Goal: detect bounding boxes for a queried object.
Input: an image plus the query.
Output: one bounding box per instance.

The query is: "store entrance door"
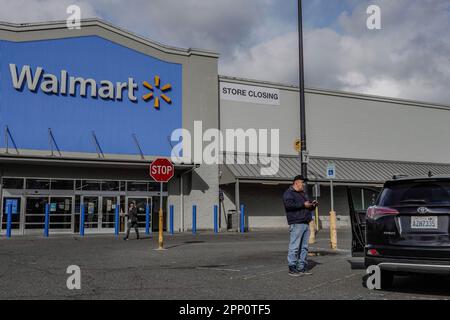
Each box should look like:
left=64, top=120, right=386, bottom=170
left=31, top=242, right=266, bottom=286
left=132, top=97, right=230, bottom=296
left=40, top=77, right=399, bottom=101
left=81, top=196, right=100, bottom=232
left=24, top=196, right=47, bottom=234
left=81, top=195, right=121, bottom=233
left=1, top=197, right=22, bottom=234
left=9, top=195, right=73, bottom=235
left=101, top=196, right=119, bottom=231
left=48, top=196, right=73, bottom=232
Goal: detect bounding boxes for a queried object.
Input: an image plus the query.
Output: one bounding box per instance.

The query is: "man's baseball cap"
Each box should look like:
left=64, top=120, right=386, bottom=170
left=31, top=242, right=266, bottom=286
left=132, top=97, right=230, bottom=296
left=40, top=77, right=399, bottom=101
left=293, top=175, right=308, bottom=182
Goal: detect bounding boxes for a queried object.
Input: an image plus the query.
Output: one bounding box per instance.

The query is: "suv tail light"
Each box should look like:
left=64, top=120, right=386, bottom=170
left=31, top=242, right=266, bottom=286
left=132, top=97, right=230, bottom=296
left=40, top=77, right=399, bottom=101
left=367, top=249, right=380, bottom=256
left=367, top=206, right=399, bottom=220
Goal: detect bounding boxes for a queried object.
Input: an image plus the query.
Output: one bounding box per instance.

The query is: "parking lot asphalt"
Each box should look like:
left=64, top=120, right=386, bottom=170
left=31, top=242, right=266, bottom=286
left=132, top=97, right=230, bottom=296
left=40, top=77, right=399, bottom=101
left=1, top=229, right=450, bottom=300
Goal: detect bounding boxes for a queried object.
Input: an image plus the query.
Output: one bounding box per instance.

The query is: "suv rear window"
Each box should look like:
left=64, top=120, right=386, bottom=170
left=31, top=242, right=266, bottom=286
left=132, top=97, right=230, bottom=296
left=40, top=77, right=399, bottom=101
left=378, top=180, right=450, bottom=207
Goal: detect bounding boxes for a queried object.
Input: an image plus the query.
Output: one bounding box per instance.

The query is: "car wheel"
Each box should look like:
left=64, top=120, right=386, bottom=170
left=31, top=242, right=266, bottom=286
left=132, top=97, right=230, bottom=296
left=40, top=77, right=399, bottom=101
left=380, top=270, right=394, bottom=289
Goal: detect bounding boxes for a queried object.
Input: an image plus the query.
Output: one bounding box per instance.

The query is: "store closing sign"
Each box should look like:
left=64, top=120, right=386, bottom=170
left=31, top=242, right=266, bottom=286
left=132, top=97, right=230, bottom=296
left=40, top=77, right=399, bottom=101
left=220, top=82, right=280, bottom=106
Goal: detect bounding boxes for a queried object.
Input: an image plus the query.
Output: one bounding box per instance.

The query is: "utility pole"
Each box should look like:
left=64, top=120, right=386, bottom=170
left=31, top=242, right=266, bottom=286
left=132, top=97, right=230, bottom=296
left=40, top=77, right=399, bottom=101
left=298, top=0, right=308, bottom=179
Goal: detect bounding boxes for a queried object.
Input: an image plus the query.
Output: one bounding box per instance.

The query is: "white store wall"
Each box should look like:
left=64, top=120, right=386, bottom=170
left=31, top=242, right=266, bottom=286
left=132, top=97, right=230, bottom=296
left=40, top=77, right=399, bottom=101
left=220, top=77, right=450, bottom=164
left=220, top=77, right=300, bottom=156
left=306, top=91, right=450, bottom=164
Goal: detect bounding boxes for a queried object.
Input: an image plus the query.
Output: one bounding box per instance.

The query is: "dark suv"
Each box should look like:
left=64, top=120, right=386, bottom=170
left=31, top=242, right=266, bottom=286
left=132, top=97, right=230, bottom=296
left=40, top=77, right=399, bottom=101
left=349, top=175, right=450, bottom=288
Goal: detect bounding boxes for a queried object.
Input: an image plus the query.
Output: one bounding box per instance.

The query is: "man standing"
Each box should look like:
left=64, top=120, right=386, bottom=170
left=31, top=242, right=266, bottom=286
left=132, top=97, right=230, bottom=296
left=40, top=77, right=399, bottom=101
left=283, top=175, right=318, bottom=276
left=123, top=201, right=140, bottom=240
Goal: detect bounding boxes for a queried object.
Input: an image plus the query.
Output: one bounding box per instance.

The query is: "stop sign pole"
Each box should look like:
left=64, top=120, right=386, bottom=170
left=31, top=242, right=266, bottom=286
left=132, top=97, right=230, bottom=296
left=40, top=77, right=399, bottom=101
left=158, top=181, right=164, bottom=249
left=149, top=158, right=174, bottom=250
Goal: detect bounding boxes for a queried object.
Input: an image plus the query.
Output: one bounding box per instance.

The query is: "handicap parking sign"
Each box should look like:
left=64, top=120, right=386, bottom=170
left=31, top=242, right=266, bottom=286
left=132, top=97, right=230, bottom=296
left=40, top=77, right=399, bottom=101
left=326, top=163, right=336, bottom=179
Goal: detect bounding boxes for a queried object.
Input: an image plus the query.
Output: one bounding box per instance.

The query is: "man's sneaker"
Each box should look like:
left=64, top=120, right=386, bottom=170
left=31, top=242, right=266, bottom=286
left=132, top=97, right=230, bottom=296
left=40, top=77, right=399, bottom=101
left=298, top=269, right=312, bottom=276
left=288, top=266, right=302, bottom=277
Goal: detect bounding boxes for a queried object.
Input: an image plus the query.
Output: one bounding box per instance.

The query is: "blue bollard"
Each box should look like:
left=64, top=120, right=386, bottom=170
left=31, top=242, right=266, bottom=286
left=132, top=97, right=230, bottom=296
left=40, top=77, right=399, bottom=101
left=214, top=205, right=218, bottom=233
left=44, top=203, right=50, bottom=237
left=240, top=204, right=245, bottom=233
left=114, top=203, right=119, bottom=237
left=170, top=205, right=174, bottom=235
left=6, top=203, right=12, bottom=238
left=80, top=203, right=85, bottom=236
left=192, top=205, right=197, bottom=234
left=145, top=203, right=150, bottom=235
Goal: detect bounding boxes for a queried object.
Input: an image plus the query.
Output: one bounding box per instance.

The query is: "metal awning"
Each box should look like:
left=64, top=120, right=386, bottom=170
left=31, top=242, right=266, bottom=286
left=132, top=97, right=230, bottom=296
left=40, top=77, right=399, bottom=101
left=0, top=154, right=196, bottom=171
left=220, top=155, right=450, bottom=185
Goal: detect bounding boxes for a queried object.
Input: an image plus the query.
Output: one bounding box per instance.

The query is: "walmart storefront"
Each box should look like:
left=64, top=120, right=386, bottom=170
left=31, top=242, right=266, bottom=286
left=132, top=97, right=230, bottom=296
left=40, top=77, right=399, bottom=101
left=2, top=19, right=450, bottom=235
left=0, top=19, right=219, bottom=235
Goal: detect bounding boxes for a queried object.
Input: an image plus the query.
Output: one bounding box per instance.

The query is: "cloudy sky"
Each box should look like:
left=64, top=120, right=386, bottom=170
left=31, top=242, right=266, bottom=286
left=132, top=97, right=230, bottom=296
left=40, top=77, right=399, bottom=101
left=1, top=0, right=450, bottom=105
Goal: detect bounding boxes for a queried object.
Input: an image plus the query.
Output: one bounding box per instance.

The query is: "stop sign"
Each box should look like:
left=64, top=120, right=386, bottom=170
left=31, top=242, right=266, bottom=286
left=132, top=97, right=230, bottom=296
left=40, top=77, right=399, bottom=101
left=150, top=158, right=174, bottom=182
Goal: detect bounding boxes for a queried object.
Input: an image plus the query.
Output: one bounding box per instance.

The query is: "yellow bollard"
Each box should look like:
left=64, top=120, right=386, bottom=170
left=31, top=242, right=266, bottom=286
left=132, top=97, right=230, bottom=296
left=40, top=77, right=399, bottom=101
left=308, top=220, right=316, bottom=244
left=329, top=211, right=338, bottom=249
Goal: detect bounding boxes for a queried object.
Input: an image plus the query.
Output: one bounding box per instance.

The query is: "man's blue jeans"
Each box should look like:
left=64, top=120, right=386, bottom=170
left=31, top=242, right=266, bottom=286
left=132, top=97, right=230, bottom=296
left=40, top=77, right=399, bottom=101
left=287, top=223, right=310, bottom=271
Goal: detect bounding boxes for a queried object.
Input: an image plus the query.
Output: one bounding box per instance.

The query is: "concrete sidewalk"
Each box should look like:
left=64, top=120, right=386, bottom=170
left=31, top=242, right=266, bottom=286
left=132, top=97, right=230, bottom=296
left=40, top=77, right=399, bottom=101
left=1, top=229, right=449, bottom=300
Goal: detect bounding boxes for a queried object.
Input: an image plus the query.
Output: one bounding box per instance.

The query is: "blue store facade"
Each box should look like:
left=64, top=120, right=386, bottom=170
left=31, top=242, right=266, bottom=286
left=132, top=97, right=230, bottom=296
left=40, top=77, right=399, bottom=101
left=0, top=19, right=220, bottom=235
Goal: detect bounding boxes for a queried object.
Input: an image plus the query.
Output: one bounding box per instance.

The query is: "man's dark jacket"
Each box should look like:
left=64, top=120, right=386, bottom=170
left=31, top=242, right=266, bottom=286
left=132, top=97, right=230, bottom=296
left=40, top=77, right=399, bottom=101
left=282, top=187, right=313, bottom=225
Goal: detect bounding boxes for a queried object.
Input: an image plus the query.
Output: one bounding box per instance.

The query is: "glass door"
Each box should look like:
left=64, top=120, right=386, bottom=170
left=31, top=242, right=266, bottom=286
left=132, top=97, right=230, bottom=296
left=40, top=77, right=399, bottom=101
left=49, top=197, right=73, bottom=232
left=2, top=197, right=22, bottom=234
left=25, top=197, right=47, bottom=232
left=101, top=196, right=118, bottom=230
left=81, top=196, right=100, bottom=231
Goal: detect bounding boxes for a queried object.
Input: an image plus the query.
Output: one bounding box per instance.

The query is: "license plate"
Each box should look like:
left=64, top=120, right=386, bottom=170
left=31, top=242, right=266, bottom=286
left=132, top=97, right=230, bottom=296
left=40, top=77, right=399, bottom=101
left=411, top=216, right=438, bottom=229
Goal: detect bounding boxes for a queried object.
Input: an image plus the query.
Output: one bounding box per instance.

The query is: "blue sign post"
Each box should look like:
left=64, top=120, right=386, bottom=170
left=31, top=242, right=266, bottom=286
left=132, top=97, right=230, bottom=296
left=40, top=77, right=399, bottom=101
left=80, top=203, right=85, bottom=236
left=145, top=203, right=150, bottom=235
left=44, top=203, right=50, bottom=237
left=169, top=205, right=174, bottom=235
left=240, top=204, right=245, bottom=233
left=6, top=203, right=12, bottom=238
left=192, top=205, right=197, bottom=235
left=214, top=205, right=219, bottom=234
left=114, top=204, right=120, bottom=237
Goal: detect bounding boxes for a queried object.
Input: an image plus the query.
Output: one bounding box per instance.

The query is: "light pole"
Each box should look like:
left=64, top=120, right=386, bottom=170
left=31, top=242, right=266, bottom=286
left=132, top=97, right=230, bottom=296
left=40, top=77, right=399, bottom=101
left=298, top=0, right=308, bottom=179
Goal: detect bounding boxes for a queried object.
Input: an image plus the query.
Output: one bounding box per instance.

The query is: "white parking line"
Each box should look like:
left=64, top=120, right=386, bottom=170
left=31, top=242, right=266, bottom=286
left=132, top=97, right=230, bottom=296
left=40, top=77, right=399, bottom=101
left=241, top=267, right=287, bottom=280
left=312, top=247, right=351, bottom=253
left=196, top=267, right=241, bottom=272
left=300, top=273, right=359, bottom=293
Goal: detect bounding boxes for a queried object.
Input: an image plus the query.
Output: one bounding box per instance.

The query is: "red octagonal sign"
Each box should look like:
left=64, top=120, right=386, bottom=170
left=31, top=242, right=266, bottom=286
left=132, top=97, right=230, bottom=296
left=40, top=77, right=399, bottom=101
left=150, top=158, right=174, bottom=183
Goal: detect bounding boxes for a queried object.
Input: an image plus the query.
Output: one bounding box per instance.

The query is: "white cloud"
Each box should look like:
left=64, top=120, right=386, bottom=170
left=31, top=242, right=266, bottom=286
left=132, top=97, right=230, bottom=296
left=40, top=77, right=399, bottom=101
left=221, top=32, right=299, bottom=84
left=0, top=0, right=98, bottom=22
left=92, top=0, right=272, bottom=56
left=1, top=0, right=450, bottom=105
left=222, top=0, right=450, bottom=105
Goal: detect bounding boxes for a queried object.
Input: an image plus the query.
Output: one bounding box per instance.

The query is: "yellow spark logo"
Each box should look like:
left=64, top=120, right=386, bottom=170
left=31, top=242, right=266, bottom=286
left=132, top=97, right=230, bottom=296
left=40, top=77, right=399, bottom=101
left=142, top=75, right=172, bottom=109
